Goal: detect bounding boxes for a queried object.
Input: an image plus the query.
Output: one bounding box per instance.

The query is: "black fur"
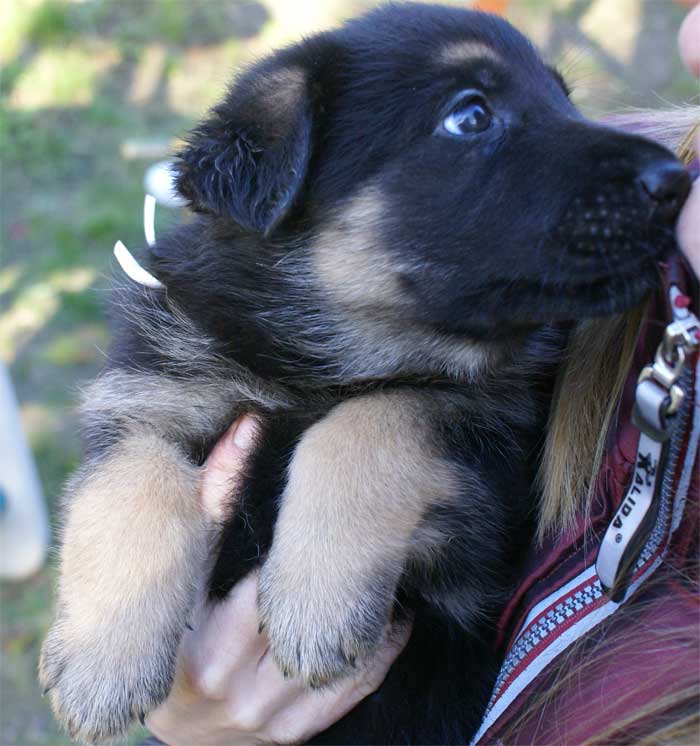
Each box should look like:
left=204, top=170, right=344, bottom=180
left=96, top=4, right=689, bottom=743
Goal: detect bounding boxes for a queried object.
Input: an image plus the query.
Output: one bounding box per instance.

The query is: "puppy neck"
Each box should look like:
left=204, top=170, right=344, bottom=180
left=148, top=221, right=552, bottom=390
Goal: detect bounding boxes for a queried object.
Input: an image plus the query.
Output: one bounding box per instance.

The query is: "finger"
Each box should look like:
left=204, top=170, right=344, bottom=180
left=181, top=572, right=269, bottom=699
left=201, top=415, right=259, bottom=521
left=679, top=4, right=700, bottom=78
left=264, top=619, right=413, bottom=744
left=146, top=665, right=233, bottom=746
left=146, top=573, right=267, bottom=744
left=148, top=418, right=263, bottom=739
left=146, top=699, right=239, bottom=746
left=223, top=643, right=310, bottom=732
left=351, top=618, right=413, bottom=696
left=322, top=619, right=413, bottom=718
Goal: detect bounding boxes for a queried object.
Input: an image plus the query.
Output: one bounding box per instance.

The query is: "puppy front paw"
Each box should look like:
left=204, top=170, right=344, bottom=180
left=254, top=392, right=453, bottom=688
left=39, top=612, right=182, bottom=742
left=40, top=429, right=208, bottom=741
left=258, top=558, right=395, bottom=687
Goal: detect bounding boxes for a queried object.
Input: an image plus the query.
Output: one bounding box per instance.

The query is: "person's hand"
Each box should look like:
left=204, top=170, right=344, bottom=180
left=679, top=4, right=700, bottom=79
left=146, top=416, right=412, bottom=745
left=676, top=4, right=700, bottom=277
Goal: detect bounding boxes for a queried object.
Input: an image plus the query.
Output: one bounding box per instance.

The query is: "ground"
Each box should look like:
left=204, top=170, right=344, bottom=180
left=0, top=0, right=696, bottom=743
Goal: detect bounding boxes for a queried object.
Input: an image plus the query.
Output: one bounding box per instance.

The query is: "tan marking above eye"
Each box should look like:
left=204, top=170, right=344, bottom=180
left=439, top=40, right=502, bottom=67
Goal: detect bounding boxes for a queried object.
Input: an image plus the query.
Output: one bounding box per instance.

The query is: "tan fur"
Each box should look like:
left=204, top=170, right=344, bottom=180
left=439, top=40, right=501, bottom=67
left=251, top=66, right=307, bottom=137
left=258, top=390, right=463, bottom=685
left=309, top=184, right=496, bottom=381
left=58, top=430, right=205, bottom=628
left=39, top=364, right=288, bottom=740
left=313, top=185, right=409, bottom=309
left=39, top=429, right=213, bottom=741
left=83, top=369, right=290, bottom=442
left=113, top=296, right=295, bottom=407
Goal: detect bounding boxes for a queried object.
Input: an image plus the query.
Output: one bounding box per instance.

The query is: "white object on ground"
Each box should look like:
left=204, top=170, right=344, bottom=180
left=0, top=363, right=49, bottom=580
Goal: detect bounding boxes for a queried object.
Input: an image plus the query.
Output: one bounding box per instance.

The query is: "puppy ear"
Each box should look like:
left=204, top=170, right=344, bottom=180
left=175, top=56, right=314, bottom=235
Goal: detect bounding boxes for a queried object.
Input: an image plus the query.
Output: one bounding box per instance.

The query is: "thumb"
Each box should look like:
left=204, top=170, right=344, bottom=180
left=201, top=416, right=260, bottom=522
left=679, top=4, right=700, bottom=79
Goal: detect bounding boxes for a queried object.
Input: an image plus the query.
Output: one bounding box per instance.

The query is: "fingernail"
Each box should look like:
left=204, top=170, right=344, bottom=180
left=233, top=416, right=258, bottom=450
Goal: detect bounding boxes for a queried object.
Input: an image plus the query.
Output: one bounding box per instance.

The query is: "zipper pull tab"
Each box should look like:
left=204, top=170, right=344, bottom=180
left=596, top=434, right=664, bottom=601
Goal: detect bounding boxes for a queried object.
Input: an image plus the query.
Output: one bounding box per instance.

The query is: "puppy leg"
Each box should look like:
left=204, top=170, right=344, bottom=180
left=258, top=391, right=462, bottom=686
left=39, top=428, right=210, bottom=742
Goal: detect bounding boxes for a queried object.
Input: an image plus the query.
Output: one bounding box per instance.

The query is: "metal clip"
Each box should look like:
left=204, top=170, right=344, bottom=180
left=632, top=289, right=699, bottom=442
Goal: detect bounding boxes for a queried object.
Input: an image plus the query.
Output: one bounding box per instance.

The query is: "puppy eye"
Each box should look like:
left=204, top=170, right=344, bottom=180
left=442, top=97, right=492, bottom=136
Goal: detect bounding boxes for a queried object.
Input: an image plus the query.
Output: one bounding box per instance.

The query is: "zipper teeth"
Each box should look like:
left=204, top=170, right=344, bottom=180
left=661, top=366, right=692, bottom=497
left=636, top=364, right=695, bottom=570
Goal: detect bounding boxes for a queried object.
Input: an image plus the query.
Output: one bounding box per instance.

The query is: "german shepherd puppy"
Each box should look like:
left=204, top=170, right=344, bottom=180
left=40, top=4, right=690, bottom=744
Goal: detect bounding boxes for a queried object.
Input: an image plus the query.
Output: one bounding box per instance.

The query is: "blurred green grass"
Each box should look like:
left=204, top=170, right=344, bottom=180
left=0, top=0, right=697, bottom=743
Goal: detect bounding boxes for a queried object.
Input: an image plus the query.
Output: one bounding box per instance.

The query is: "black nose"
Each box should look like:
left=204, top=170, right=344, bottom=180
left=638, top=161, right=692, bottom=222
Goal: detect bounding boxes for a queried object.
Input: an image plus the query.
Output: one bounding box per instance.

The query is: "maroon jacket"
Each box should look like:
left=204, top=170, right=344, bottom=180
left=475, top=258, right=699, bottom=745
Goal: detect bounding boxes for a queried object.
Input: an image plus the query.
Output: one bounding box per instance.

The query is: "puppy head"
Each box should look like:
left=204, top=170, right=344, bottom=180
left=175, top=4, right=690, bottom=363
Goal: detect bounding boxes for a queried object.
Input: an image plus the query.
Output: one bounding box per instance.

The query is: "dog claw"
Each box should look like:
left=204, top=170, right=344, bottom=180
left=258, top=622, right=266, bottom=634
left=41, top=686, right=52, bottom=697
left=185, top=622, right=194, bottom=631
left=40, top=615, right=180, bottom=742
left=139, top=713, right=146, bottom=727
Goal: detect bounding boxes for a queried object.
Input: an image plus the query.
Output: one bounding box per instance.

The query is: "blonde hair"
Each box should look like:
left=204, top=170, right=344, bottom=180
left=604, top=106, right=700, bottom=164
left=538, top=104, right=700, bottom=539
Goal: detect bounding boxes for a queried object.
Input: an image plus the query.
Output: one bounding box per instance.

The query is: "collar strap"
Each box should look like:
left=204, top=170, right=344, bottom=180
left=113, top=193, right=165, bottom=290
left=113, top=240, right=164, bottom=289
